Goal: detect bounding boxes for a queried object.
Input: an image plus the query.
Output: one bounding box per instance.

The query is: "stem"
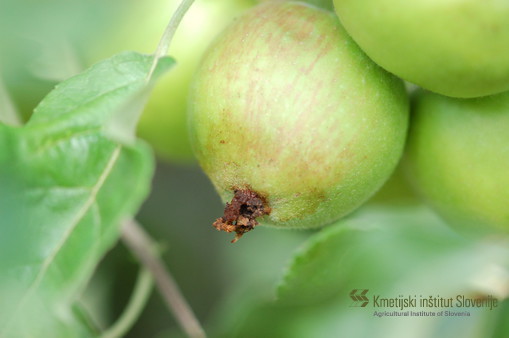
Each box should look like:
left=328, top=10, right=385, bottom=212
left=121, top=220, right=206, bottom=338
left=146, top=0, right=196, bottom=80
left=101, top=268, right=154, bottom=338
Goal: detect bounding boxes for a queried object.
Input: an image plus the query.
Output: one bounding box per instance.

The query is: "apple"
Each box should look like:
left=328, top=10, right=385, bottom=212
left=405, top=89, right=509, bottom=234
left=333, top=0, right=509, bottom=98
left=189, top=2, right=409, bottom=240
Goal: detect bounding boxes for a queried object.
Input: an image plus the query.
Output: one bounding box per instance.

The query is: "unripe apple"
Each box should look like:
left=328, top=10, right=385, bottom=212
left=258, top=0, right=334, bottom=11
left=83, top=0, right=255, bottom=163
left=189, top=2, right=409, bottom=240
left=333, top=0, right=509, bottom=98
left=405, top=89, right=509, bottom=234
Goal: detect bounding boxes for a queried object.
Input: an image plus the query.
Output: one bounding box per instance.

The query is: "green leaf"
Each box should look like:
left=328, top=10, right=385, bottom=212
left=28, top=51, right=172, bottom=130
left=278, top=206, right=509, bottom=305
left=219, top=206, right=509, bottom=337
left=277, top=206, right=470, bottom=305
left=0, top=52, right=174, bottom=336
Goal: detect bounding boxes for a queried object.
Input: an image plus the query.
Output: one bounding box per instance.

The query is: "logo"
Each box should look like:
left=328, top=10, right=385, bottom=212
left=350, top=289, right=369, bottom=307
left=347, top=289, right=499, bottom=317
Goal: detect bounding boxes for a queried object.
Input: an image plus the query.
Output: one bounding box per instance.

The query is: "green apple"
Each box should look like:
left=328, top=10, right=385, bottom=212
left=333, top=0, right=509, bottom=98
left=405, top=89, right=509, bottom=234
left=189, top=2, right=409, bottom=239
left=84, top=0, right=255, bottom=163
left=258, top=0, right=334, bottom=11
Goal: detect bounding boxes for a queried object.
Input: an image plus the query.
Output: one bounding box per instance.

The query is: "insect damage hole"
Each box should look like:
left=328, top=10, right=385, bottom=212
left=212, top=189, right=271, bottom=243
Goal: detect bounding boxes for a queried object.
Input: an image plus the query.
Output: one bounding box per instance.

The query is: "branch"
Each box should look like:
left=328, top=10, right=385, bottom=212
left=121, top=219, right=206, bottom=338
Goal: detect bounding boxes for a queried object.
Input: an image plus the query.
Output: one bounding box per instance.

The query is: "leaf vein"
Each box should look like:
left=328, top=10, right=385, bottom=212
left=31, top=145, right=121, bottom=290
left=3, top=145, right=122, bottom=332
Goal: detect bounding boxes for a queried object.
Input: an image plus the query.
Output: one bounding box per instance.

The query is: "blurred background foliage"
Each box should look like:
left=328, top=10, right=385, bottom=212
left=1, top=0, right=507, bottom=337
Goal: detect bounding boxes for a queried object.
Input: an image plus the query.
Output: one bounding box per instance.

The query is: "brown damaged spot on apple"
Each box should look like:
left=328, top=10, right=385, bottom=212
left=213, top=189, right=271, bottom=243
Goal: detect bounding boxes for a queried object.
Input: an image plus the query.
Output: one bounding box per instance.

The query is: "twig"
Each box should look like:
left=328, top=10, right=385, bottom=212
left=146, top=0, right=196, bottom=80
left=121, top=219, right=206, bottom=338
left=101, top=268, right=154, bottom=338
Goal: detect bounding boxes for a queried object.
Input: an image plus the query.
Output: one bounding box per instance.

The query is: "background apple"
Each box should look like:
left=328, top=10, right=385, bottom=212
left=405, top=89, right=509, bottom=234
left=333, top=0, right=509, bottom=98
left=259, top=0, right=334, bottom=11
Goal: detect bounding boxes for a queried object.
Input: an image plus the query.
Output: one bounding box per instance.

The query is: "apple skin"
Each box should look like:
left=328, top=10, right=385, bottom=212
left=258, top=0, right=334, bottom=11
left=333, top=0, right=509, bottom=98
left=189, top=2, right=409, bottom=229
left=405, top=89, right=509, bottom=234
left=84, top=0, right=255, bottom=163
